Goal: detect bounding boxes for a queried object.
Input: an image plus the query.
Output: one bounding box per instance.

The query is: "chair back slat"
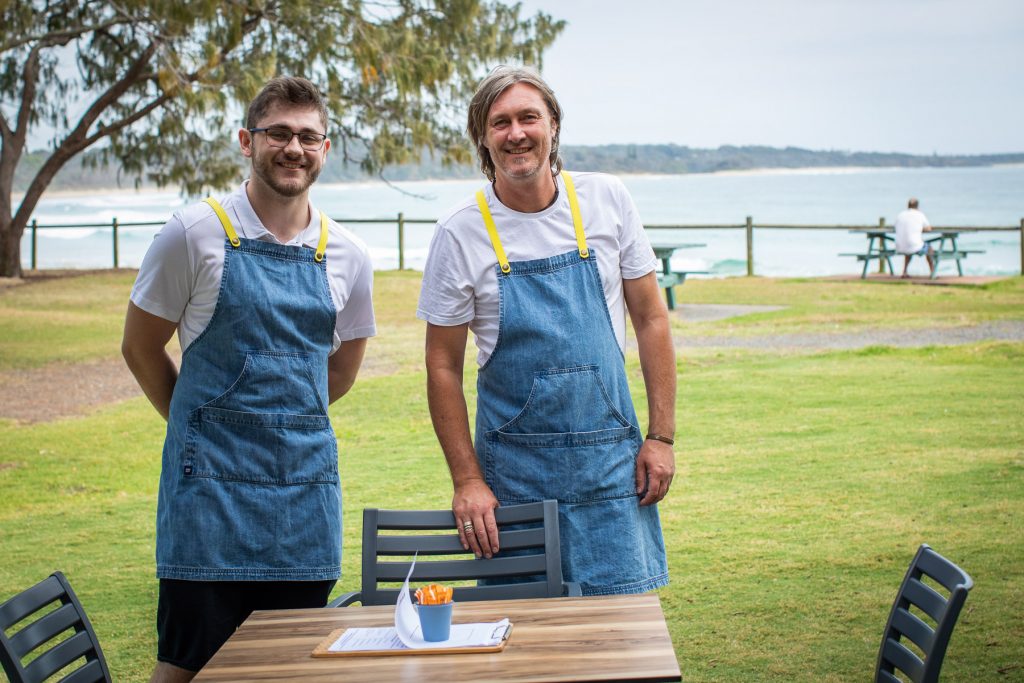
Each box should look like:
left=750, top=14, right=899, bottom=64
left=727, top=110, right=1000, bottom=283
left=348, top=500, right=578, bottom=606
left=375, top=509, right=461, bottom=529
left=9, top=603, right=80, bottom=659
left=916, top=548, right=973, bottom=592
left=901, top=577, right=946, bottom=624
left=882, top=638, right=924, bottom=681
left=497, top=527, right=546, bottom=551
left=24, top=630, right=93, bottom=682
left=889, top=607, right=935, bottom=653
left=58, top=659, right=108, bottom=683
left=493, top=505, right=545, bottom=525
left=875, top=544, right=973, bottom=683
left=0, top=572, right=111, bottom=683
left=372, top=580, right=555, bottom=605
left=0, top=577, right=65, bottom=630
left=376, top=527, right=546, bottom=556
left=376, top=535, right=466, bottom=555
left=376, top=555, right=547, bottom=582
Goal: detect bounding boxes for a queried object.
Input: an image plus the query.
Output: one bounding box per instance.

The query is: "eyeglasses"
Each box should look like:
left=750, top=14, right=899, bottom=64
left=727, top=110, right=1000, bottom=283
left=248, top=127, right=328, bottom=151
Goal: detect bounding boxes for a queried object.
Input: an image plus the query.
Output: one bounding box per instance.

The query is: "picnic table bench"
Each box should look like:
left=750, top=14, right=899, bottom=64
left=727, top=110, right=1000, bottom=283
left=651, top=242, right=707, bottom=310
left=843, top=229, right=984, bottom=279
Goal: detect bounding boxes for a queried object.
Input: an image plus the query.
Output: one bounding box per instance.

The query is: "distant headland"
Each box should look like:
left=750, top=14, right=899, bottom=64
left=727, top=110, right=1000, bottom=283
left=15, top=144, right=1024, bottom=192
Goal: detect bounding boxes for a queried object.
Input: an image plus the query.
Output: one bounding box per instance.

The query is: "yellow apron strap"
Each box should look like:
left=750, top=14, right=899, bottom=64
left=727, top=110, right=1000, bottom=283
left=315, top=211, right=329, bottom=262
left=476, top=190, right=511, bottom=274
left=560, top=171, right=589, bottom=259
left=204, top=197, right=241, bottom=247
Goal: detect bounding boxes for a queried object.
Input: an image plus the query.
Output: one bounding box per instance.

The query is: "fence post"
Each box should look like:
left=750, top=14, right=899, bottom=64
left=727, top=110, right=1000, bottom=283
left=30, top=219, right=38, bottom=270
left=397, top=212, right=405, bottom=271
left=112, top=217, right=119, bottom=268
left=745, top=215, right=753, bottom=276
left=878, top=217, right=887, bottom=274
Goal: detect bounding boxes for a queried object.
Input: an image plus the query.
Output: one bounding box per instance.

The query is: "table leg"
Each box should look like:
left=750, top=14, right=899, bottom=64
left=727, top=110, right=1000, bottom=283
left=660, top=256, right=676, bottom=310
left=664, top=286, right=676, bottom=310
left=951, top=235, right=963, bottom=276
left=930, top=236, right=943, bottom=279
left=861, top=236, right=875, bottom=279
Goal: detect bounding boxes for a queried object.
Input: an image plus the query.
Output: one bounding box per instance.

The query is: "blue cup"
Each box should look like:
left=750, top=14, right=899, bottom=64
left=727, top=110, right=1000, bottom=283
left=417, top=602, right=453, bottom=642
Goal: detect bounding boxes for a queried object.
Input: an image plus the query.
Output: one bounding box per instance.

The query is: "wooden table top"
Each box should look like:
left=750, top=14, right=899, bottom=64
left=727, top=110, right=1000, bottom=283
left=194, top=593, right=681, bottom=683
left=651, top=242, right=706, bottom=254
left=849, top=228, right=961, bottom=235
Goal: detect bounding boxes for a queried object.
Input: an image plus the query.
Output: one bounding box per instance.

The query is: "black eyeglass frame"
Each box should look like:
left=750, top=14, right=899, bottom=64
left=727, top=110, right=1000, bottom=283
left=247, top=127, right=328, bottom=151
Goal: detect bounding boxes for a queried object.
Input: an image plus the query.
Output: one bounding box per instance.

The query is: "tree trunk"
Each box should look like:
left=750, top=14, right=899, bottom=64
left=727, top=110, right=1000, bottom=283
left=0, top=214, right=24, bottom=278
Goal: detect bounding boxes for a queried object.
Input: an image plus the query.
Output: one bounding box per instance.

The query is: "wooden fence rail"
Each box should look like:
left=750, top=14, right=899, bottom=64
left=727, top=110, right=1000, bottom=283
left=24, top=214, right=1024, bottom=275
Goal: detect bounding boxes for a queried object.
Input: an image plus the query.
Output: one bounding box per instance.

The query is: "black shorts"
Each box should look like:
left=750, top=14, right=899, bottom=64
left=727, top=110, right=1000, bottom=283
left=156, top=578, right=336, bottom=672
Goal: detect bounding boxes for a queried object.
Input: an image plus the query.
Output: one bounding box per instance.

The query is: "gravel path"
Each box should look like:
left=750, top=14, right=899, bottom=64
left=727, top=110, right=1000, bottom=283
left=2, top=305, right=1022, bottom=424
left=680, top=319, right=1024, bottom=350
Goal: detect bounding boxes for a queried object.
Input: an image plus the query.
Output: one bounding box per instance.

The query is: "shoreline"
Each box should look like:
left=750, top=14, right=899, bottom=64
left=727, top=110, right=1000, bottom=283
left=17, top=162, right=1024, bottom=199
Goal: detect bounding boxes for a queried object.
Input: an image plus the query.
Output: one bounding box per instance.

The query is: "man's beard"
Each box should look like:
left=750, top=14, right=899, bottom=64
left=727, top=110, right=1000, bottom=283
left=251, top=151, right=320, bottom=198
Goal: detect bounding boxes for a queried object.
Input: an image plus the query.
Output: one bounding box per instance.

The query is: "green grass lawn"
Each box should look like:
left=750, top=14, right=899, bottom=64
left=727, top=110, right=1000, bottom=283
left=1, top=271, right=1022, bottom=681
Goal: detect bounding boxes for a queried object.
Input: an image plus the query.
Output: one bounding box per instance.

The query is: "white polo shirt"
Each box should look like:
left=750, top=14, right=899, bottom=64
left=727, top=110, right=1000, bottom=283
left=131, top=182, right=376, bottom=352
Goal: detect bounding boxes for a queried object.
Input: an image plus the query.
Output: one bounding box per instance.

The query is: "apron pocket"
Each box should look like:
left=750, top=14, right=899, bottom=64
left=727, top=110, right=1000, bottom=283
left=184, top=407, right=338, bottom=484
left=484, top=429, right=637, bottom=503
left=498, top=365, right=633, bottom=434
left=206, top=351, right=328, bottom=416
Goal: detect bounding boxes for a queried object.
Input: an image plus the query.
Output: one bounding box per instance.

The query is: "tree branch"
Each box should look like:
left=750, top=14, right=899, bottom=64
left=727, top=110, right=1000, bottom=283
left=12, top=44, right=42, bottom=152
left=77, top=89, right=172, bottom=150
left=0, top=18, right=129, bottom=53
left=59, top=42, right=158, bottom=151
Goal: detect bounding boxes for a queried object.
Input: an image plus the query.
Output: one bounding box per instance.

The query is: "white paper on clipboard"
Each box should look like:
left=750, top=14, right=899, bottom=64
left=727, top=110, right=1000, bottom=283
left=326, top=555, right=511, bottom=653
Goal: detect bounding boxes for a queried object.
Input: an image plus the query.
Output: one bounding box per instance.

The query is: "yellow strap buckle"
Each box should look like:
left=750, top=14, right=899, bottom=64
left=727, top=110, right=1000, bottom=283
left=476, top=191, right=511, bottom=274
left=315, top=211, right=328, bottom=262
left=560, top=171, right=588, bottom=259
left=203, top=197, right=241, bottom=247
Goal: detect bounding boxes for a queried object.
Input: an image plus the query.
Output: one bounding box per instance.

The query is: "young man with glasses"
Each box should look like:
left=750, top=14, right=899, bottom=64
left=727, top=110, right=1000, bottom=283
left=122, top=76, right=375, bottom=682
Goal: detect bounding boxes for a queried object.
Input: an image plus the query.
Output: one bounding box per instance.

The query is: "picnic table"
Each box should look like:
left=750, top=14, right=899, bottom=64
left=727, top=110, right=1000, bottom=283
left=842, top=229, right=984, bottom=279
left=650, top=242, right=707, bottom=310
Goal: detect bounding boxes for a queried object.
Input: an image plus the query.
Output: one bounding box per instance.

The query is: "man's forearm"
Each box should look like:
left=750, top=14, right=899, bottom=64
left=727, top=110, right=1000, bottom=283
left=634, top=310, right=677, bottom=434
left=122, top=302, right=180, bottom=421
left=123, top=347, right=178, bottom=420
left=426, top=366, right=485, bottom=485
left=327, top=338, right=368, bottom=404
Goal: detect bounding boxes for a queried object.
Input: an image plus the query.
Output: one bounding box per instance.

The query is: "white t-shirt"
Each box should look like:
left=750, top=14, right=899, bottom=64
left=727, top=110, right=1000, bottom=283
left=131, top=182, right=376, bottom=353
left=416, top=171, right=657, bottom=366
left=894, top=208, right=931, bottom=254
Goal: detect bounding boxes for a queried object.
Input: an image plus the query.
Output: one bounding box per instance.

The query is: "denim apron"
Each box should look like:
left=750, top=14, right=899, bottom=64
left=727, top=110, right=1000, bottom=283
left=474, top=172, right=669, bottom=595
left=155, top=197, right=341, bottom=581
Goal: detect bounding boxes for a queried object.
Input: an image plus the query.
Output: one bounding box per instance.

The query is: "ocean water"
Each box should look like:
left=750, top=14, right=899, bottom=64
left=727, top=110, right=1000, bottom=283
left=18, top=165, right=1024, bottom=277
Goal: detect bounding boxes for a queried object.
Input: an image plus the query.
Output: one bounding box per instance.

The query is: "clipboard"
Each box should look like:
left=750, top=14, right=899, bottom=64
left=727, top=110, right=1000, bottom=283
left=312, top=621, right=513, bottom=657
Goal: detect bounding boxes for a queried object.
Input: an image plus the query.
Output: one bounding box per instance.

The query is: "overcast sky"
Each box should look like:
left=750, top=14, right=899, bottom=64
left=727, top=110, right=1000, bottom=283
left=515, top=0, right=1023, bottom=155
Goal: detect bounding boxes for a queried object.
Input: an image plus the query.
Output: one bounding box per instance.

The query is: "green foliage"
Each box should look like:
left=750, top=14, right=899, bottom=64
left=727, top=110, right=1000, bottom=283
left=0, top=0, right=565, bottom=276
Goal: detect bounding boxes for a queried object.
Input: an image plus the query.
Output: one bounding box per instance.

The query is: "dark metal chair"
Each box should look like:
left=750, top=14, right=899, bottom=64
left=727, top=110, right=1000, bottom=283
left=0, top=571, right=111, bottom=683
left=875, top=544, right=974, bottom=683
left=331, top=499, right=580, bottom=606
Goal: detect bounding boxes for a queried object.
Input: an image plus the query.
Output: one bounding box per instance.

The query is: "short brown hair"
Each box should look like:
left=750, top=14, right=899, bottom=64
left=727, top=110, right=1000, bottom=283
left=908, top=197, right=919, bottom=209
left=246, top=76, right=329, bottom=131
left=466, top=65, right=563, bottom=182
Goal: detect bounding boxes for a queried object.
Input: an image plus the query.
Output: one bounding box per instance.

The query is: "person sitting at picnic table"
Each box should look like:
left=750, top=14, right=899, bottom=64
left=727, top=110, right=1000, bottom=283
left=893, top=197, right=934, bottom=278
